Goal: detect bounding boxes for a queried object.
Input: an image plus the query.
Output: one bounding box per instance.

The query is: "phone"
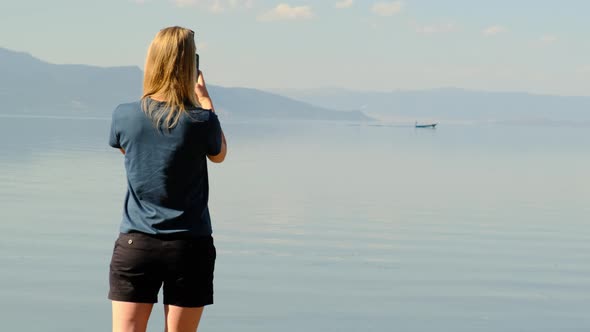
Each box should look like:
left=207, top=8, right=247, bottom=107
left=195, top=53, right=200, bottom=80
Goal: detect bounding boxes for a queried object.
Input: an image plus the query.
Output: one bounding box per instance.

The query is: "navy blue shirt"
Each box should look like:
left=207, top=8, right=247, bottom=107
left=109, top=98, right=222, bottom=237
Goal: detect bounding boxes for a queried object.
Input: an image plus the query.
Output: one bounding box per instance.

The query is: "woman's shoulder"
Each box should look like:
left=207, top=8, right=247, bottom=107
left=111, top=101, right=144, bottom=123
left=114, top=100, right=142, bottom=114
left=184, top=107, right=216, bottom=123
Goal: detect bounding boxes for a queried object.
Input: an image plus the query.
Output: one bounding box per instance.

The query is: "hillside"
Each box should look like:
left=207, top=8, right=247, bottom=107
left=0, top=48, right=370, bottom=122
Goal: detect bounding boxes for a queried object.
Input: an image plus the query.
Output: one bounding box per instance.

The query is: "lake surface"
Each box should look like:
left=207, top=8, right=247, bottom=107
left=1, top=115, right=589, bottom=332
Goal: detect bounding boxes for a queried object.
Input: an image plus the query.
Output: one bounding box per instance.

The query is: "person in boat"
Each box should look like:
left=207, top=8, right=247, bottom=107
left=107, top=26, right=227, bottom=332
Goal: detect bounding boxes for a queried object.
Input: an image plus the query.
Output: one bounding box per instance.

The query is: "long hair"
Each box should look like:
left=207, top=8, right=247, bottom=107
left=142, top=26, right=198, bottom=129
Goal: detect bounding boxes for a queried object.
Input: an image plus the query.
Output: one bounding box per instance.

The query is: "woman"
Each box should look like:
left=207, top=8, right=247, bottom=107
left=108, top=26, right=227, bottom=332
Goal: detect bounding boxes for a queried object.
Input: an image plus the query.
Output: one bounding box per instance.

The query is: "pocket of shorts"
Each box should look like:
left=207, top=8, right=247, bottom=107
left=116, top=233, right=158, bottom=250
left=111, top=236, right=155, bottom=273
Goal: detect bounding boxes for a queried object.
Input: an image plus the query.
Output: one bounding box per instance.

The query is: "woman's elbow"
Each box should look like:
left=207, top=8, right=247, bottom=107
left=207, top=147, right=227, bottom=163
left=208, top=154, right=226, bottom=163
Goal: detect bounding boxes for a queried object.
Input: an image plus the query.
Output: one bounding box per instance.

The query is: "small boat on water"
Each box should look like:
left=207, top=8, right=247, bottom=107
left=415, top=121, right=437, bottom=128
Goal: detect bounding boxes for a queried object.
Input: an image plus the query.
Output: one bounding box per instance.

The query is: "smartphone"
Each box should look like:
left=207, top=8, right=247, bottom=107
left=195, top=53, right=200, bottom=80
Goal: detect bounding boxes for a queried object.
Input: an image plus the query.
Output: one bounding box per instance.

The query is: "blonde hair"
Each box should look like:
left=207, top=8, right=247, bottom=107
left=142, top=26, right=198, bottom=129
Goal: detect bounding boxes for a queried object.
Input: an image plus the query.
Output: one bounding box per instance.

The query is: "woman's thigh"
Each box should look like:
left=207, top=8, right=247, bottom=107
left=164, top=305, right=204, bottom=332
left=112, top=301, right=153, bottom=332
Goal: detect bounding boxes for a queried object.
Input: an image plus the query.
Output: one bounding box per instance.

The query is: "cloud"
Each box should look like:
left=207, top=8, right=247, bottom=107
left=172, top=0, right=253, bottom=12
left=173, top=0, right=198, bottom=7
left=415, top=22, right=456, bottom=35
left=482, top=25, right=508, bottom=36
left=371, top=1, right=403, bottom=16
left=335, top=0, right=353, bottom=9
left=539, top=34, right=558, bottom=44
left=257, top=4, right=314, bottom=22
left=210, top=0, right=224, bottom=12
left=579, top=65, right=590, bottom=73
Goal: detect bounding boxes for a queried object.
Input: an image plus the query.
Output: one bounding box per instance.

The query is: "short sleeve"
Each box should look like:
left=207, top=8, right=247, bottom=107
left=207, top=112, right=222, bottom=156
left=109, top=107, right=122, bottom=149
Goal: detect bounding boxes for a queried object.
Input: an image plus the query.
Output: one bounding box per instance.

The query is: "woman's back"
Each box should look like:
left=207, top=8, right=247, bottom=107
left=109, top=26, right=226, bottom=331
left=109, top=97, right=222, bottom=236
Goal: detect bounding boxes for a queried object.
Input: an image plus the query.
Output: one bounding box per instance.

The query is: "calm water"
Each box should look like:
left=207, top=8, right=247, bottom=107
left=1, top=115, right=589, bottom=332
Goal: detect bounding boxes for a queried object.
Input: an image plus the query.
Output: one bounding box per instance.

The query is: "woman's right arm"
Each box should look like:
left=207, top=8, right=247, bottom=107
left=196, top=71, right=227, bottom=163
left=208, top=130, right=227, bottom=163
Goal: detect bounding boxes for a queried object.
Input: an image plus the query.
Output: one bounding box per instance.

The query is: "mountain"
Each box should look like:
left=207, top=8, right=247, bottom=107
left=207, top=85, right=368, bottom=121
left=0, top=48, right=142, bottom=115
left=273, top=87, right=590, bottom=124
left=0, top=48, right=370, bottom=121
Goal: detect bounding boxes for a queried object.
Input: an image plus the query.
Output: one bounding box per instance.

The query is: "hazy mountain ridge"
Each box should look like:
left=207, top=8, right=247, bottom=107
left=208, top=85, right=367, bottom=120
left=0, top=48, right=370, bottom=121
left=0, top=48, right=143, bottom=114
left=273, top=87, right=590, bottom=124
left=5, top=46, right=588, bottom=125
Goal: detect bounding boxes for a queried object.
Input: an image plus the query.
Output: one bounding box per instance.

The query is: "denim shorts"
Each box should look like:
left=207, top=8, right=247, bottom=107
left=108, top=232, right=216, bottom=308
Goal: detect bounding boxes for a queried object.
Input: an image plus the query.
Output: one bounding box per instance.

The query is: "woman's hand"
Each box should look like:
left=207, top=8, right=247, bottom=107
left=195, top=71, right=208, bottom=98
left=195, top=71, right=214, bottom=110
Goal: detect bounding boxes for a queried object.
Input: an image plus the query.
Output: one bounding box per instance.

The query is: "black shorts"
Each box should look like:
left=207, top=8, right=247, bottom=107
left=108, top=232, right=216, bottom=307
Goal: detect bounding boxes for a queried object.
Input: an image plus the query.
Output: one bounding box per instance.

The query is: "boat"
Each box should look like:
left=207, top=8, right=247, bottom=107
left=415, top=121, right=437, bottom=128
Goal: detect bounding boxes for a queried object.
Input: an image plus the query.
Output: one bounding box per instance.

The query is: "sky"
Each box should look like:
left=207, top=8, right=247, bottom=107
left=2, top=0, right=590, bottom=96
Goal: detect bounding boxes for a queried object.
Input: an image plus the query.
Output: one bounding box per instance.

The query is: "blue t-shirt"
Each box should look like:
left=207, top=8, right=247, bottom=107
left=109, top=98, right=222, bottom=237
